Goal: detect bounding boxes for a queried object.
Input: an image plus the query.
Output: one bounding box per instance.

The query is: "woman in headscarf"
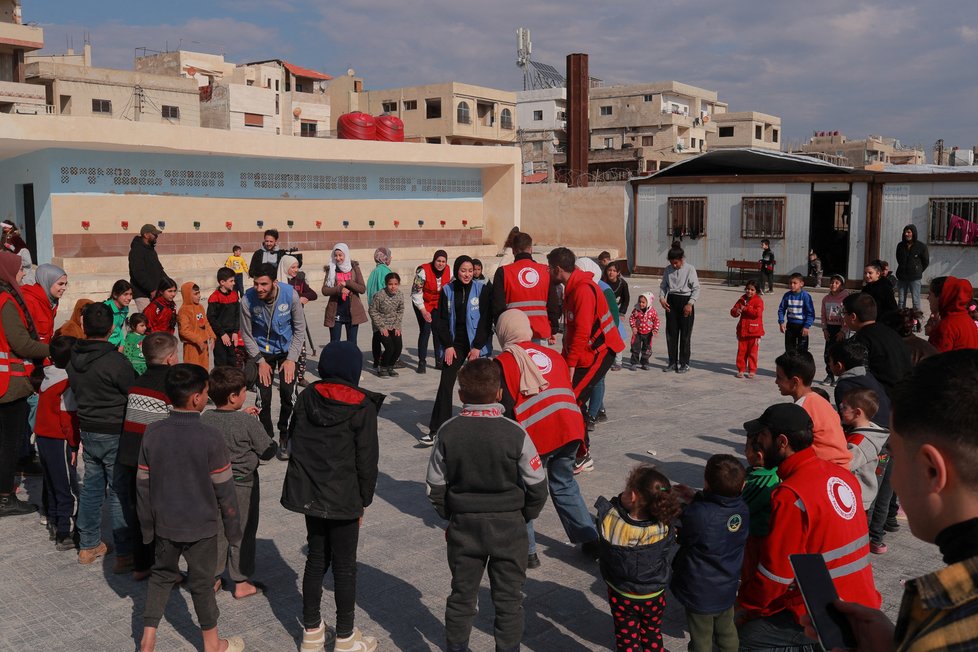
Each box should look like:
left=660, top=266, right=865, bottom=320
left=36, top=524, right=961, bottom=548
left=423, top=255, right=492, bottom=444
left=410, top=249, right=451, bottom=374
left=21, top=263, right=68, bottom=344
left=322, top=243, right=367, bottom=344
left=365, top=247, right=394, bottom=369
left=494, top=309, right=597, bottom=567
left=0, top=250, right=49, bottom=516
left=278, top=254, right=318, bottom=385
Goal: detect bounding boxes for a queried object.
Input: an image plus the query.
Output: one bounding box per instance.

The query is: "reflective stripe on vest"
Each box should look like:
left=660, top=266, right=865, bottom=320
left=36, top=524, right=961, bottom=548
left=518, top=390, right=580, bottom=429
left=506, top=300, right=548, bottom=317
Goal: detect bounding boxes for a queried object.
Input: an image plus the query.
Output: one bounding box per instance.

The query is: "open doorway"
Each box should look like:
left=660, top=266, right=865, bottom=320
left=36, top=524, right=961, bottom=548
left=17, top=184, right=37, bottom=264
left=809, top=190, right=850, bottom=282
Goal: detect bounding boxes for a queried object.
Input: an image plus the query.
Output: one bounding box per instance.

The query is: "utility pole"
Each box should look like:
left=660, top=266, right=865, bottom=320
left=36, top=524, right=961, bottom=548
left=134, top=85, right=143, bottom=122
left=935, top=138, right=944, bottom=165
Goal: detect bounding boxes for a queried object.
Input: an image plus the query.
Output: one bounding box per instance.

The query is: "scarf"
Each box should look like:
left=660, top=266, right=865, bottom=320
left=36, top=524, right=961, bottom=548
left=34, top=263, right=67, bottom=308
left=277, top=255, right=299, bottom=284
left=575, top=256, right=602, bottom=284
left=326, top=243, right=353, bottom=288
left=496, top=309, right=548, bottom=396
left=373, top=247, right=391, bottom=266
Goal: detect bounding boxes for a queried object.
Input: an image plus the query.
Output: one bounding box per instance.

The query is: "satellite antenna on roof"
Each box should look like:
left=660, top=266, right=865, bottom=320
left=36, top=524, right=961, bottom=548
left=516, top=27, right=565, bottom=91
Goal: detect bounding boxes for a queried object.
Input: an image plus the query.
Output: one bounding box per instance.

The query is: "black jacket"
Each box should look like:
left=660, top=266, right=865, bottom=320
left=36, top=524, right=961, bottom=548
left=206, top=288, right=240, bottom=337
left=670, top=491, right=749, bottom=613
left=67, top=339, right=137, bottom=434
left=861, top=282, right=898, bottom=320
left=596, top=495, right=676, bottom=597
left=248, top=248, right=285, bottom=278
left=895, top=224, right=929, bottom=282
left=852, top=323, right=913, bottom=395
left=281, top=379, right=383, bottom=519
left=433, top=279, right=491, bottom=351
left=834, top=366, right=891, bottom=429
left=128, top=236, right=165, bottom=299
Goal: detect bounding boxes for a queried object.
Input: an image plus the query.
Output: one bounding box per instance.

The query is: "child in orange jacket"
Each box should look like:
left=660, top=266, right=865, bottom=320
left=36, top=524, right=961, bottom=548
left=731, top=280, right=765, bottom=378
left=177, top=281, right=216, bottom=369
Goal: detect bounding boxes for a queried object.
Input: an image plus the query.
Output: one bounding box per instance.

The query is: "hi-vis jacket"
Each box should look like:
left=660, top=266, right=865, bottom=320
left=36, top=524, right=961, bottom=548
left=738, top=447, right=881, bottom=624
left=561, top=268, right=625, bottom=368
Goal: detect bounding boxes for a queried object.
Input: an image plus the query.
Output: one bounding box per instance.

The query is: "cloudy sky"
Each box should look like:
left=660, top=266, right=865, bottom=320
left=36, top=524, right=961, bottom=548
left=34, top=0, right=977, bottom=155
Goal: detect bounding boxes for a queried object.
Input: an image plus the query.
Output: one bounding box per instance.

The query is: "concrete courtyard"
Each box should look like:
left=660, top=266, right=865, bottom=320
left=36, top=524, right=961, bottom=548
left=0, top=275, right=942, bottom=651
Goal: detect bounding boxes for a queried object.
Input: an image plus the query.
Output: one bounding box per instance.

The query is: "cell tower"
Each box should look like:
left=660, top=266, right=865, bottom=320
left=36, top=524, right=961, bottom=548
left=516, top=27, right=565, bottom=91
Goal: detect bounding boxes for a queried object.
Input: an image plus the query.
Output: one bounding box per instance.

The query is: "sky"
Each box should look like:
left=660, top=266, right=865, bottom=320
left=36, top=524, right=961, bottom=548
left=32, top=0, right=978, bottom=155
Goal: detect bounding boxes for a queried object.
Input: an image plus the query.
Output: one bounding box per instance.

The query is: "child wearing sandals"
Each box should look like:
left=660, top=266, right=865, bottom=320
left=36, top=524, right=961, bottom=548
left=731, top=280, right=765, bottom=378
left=595, top=464, right=681, bottom=651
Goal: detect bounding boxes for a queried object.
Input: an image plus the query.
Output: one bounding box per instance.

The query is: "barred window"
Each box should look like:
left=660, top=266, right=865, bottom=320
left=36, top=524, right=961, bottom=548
left=929, top=197, right=978, bottom=245
left=668, top=197, right=707, bottom=239
left=741, top=197, right=786, bottom=238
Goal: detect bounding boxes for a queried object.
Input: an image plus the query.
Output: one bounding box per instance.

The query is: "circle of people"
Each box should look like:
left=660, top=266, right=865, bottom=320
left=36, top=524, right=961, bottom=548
left=0, top=220, right=975, bottom=652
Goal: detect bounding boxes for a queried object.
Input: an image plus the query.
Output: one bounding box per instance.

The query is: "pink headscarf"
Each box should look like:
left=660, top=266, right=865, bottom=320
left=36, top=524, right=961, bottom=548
left=0, top=250, right=24, bottom=300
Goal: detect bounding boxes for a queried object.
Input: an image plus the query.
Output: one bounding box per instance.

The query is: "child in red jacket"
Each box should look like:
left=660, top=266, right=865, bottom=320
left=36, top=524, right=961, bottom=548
left=145, top=277, right=178, bottom=334
left=35, top=335, right=81, bottom=551
left=731, top=280, right=765, bottom=378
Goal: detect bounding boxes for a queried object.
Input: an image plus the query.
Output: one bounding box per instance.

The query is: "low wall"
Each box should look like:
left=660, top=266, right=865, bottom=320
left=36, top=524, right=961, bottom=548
left=520, top=182, right=627, bottom=253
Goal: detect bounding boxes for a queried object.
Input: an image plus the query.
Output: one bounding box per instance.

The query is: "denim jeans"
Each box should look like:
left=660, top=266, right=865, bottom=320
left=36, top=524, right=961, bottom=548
left=526, top=441, right=599, bottom=554
left=898, top=279, right=922, bottom=312
left=77, top=431, right=130, bottom=554
left=588, top=377, right=606, bottom=419
left=329, top=321, right=359, bottom=344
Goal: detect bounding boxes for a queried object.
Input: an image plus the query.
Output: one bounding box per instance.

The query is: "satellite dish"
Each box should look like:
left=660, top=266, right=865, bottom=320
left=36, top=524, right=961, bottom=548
left=347, top=68, right=355, bottom=77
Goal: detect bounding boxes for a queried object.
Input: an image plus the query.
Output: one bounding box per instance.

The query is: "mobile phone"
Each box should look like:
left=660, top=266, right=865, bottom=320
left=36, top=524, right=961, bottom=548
left=789, top=553, right=857, bottom=650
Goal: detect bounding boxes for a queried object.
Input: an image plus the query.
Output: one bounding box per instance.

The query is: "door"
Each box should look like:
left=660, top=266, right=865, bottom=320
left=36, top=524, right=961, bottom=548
left=18, top=184, right=37, bottom=264
left=809, top=189, right=851, bottom=280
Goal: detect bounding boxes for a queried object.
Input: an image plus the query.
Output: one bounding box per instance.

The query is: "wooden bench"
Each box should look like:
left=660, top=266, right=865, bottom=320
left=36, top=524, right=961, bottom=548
left=726, top=259, right=761, bottom=286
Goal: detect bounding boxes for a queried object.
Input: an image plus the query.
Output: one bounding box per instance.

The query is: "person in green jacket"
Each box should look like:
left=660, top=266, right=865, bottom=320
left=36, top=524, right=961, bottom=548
left=105, top=279, right=133, bottom=349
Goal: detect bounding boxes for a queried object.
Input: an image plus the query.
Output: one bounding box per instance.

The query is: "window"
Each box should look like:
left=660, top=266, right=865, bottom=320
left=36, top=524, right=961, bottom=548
left=275, top=80, right=280, bottom=91
left=92, top=99, right=111, bottom=114
left=755, top=125, right=763, bottom=140
left=244, top=112, right=264, bottom=127
left=668, top=197, right=707, bottom=238
left=161, top=105, right=179, bottom=120
left=642, top=135, right=654, bottom=146
left=296, top=83, right=304, bottom=92
left=600, top=105, right=612, bottom=116
left=531, top=141, right=543, bottom=152
left=741, top=197, right=786, bottom=238
left=500, top=108, right=513, bottom=129
left=772, top=129, right=779, bottom=143
left=557, top=110, right=566, bottom=121
left=426, top=136, right=441, bottom=144
left=300, top=120, right=317, bottom=137
left=604, top=137, right=614, bottom=149
left=246, top=80, right=254, bottom=86
left=532, top=110, right=543, bottom=121
left=456, top=101, right=471, bottom=124
left=275, top=94, right=279, bottom=115
left=382, top=101, right=397, bottom=113
left=929, top=197, right=978, bottom=245
left=643, top=94, right=654, bottom=102
left=425, top=98, right=442, bottom=119
left=404, top=100, right=417, bottom=110
left=718, top=126, right=734, bottom=138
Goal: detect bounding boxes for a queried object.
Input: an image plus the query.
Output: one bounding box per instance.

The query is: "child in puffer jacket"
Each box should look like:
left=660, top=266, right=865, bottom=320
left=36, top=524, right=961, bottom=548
left=628, top=292, right=660, bottom=369
left=731, top=280, right=765, bottom=378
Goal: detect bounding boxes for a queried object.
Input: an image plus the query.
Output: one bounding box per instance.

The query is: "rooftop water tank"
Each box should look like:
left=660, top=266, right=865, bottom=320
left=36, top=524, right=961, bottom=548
left=375, top=114, right=405, bottom=142
left=337, top=112, right=377, bottom=140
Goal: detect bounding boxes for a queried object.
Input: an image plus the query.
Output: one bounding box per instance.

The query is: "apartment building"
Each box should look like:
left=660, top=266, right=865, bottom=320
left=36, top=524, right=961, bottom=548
left=794, top=131, right=925, bottom=168
left=515, top=86, right=566, bottom=179
left=136, top=51, right=331, bottom=137
left=0, top=0, right=45, bottom=114
left=706, top=111, right=781, bottom=151
left=331, top=78, right=517, bottom=145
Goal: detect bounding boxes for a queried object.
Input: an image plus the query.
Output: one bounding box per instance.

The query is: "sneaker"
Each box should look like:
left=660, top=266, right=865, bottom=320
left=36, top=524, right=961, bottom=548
left=387, top=367, right=399, bottom=377
left=596, top=409, right=608, bottom=423
left=572, top=454, right=594, bottom=475
left=419, top=433, right=435, bottom=447
left=55, top=536, right=77, bottom=552
left=640, top=363, right=649, bottom=370
left=610, top=364, right=622, bottom=371
left=113, top=554, right=134, bottom=574
left=393, top=360, right=408, bottom=369
left=377, top=367, right=389, bottom=378
left=335, top=627, right=377, bottom=652
left=0, top=494, right=37, bottom=517
left=416, top=360, right=426, bottom=374
left=677, top=364, right=690, bottom=374
left=276, top=438, right=290, bottom=461
left=869, top=541, right=888, bottom=555
left=301, top=622, right=335, bottom=652
left=580, top=539, right=600, bottom=560
left=662, top=364, right=676, bottom=373
left=78, top=541, right=109, bottom=565
left=884, top=518, right=900, bottom=533
left=371, top=360, right=378, bottom=369
left=527, top=553, right=541, bottom=569
left=585, top=414, right=596, bottom=432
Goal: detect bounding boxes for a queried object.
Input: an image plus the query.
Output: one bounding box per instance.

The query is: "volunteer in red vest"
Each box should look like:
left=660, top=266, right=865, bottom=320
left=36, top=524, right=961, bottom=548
left=492, top=232, right=559, bottom=343
left=546, top=247, right=625, bottom=471
left=20, top=264, right=68, bottom=345
left=411, top=249, right=451, bottom=374
left=0, top=250, right=49, bottom=517
left=737, top=403, right=880, bottom=648
left=495, top=309, right=599, bottom=569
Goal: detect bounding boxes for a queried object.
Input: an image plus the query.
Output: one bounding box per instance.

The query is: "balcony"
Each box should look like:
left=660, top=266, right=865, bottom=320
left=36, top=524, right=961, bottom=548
left=0, top=79, right=45, bottom=105
left=0, top=22, right=44, bottom=50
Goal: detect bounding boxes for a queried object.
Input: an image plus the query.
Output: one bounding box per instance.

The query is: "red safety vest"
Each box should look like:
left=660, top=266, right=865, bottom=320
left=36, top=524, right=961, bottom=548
left=497, top=343, right=584, bottom=456
left=419, top=262, right=451, bottom=312
left=0, top=293, right=36, bottom=397
left=502, top=259, right=552, bottom=340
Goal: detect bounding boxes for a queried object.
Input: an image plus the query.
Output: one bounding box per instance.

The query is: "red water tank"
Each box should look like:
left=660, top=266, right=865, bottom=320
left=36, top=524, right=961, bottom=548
left=375, top=115, right=405, bottom=142
left=337, top=112, right=377, bottom=140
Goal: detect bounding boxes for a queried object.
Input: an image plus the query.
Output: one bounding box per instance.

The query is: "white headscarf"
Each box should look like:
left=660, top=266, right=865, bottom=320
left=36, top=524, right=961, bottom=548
left=326, top=243, right=352, bottom=287
left=277, top=255, right=299, bottom=284
left=575, top=256, right=602, bottom=284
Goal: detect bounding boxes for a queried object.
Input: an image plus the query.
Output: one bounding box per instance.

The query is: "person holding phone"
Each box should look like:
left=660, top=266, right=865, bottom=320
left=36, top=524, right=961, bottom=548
left=736, top=403, right=880, bottom=649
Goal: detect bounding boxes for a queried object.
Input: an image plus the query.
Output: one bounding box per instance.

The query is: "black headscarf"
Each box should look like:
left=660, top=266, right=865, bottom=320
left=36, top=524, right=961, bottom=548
left=431, top=249, right=448, bottom=267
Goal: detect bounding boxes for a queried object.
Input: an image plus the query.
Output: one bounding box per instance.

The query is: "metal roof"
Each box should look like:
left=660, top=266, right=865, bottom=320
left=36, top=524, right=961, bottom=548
left=633, top=148, right=853, bottom=181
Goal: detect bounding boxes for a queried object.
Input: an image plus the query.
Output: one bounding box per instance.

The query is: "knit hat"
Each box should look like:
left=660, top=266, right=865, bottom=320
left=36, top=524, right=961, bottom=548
left=318, top=340, right=363, bottom=384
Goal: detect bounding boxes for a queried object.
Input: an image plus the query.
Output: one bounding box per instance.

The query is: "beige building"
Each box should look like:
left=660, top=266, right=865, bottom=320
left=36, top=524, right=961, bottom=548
left=706, top=111, right=781, bottom=151
left=330, top=75, right=517, bottom=145
left=0, top=0, right=45, bottom=114
left=794, top=131, right=925, bottom=168
left=136, top=50, right=332, bottom=137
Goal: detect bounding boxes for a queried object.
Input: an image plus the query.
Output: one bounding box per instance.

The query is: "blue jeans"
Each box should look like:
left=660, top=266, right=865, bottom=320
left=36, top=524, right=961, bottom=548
left=898, top=279, right=922, bottom=312
left=526, top=441, right=598, bottom=554
left=77, top=431, right=130, bottom=554
left=329, top=321, right=359, bottom=344
left=588, top=377, right=606, bottom=419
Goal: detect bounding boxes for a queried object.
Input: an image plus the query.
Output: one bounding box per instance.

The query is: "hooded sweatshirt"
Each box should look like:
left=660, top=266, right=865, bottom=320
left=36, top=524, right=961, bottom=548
left=177, top=282, right=216, bottom=368
left=895, top=224, right=929, bottom=282
left=128, top=235, right=164, bottom=300
left=55, top=298, right=93, bottom=339
left=66, top=338, right=136, bottom=434
left=930, top=276, right=978, bottom=352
